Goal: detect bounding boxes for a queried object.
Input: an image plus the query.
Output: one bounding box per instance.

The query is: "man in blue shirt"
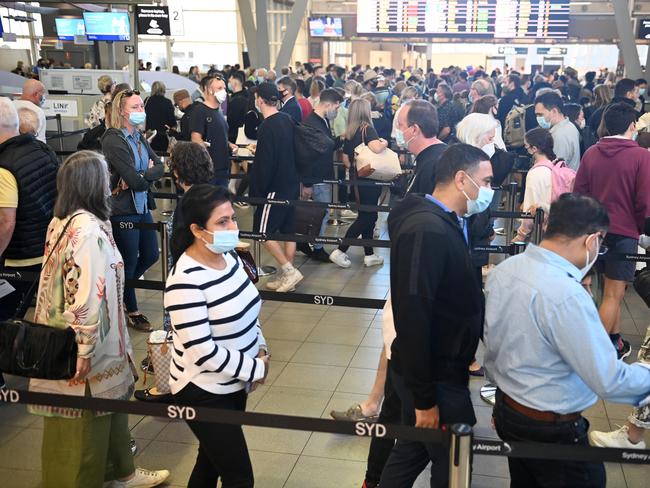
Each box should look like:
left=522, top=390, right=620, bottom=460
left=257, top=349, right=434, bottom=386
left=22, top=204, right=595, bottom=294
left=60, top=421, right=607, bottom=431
left=485, top=193, right=650, bottom=487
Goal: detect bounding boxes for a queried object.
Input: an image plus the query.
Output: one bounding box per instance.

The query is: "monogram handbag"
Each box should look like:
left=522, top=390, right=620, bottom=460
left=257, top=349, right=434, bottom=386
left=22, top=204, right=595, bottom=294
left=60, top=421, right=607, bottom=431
left=0, top=214, right=81, bottom=380
left=354, top=124, right=401, bottom=181
left=144, top=330, right=173, bottom=394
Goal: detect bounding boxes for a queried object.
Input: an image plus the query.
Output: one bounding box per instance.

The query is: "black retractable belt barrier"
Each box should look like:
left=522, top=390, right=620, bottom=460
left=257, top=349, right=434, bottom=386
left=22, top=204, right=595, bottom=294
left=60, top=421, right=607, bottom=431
left=238, top=230, right=391, bottom=249
left=1, top=389, right=648, bottom=465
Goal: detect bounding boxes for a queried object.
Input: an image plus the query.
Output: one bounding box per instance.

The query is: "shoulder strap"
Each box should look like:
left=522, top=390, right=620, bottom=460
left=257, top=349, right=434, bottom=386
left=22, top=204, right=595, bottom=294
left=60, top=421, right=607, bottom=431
left=14, top=212, right=83, bottom=319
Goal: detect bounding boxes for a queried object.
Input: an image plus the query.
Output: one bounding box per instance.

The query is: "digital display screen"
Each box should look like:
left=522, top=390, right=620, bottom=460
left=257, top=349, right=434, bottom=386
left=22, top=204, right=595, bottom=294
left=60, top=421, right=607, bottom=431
left=83, top=12, right=131, bottom=41
left=309, top=17, right=343, bottom=37
left=638, top=18, right=650, bottom=40
left=356, top=0, right=570, bottom=39
left=55, top=18, right=85, bottom=41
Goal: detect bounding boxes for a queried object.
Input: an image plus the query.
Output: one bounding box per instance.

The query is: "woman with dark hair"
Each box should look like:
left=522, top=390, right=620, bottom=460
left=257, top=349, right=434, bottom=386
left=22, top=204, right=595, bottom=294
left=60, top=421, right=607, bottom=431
left=564, top=102, right=595, bottom=155
left=513, top=127, right=557, bottom=242
left=102, top=89, right=164, bottom=332
left=165, top=184, right=269, bottom=488
left=29, top=150, right=169, bottom=488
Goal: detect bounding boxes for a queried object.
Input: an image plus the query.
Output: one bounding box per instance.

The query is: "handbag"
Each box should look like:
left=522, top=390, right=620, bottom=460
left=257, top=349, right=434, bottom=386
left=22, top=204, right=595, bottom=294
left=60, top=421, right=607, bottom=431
left=0, top=214, right=82, bottom=380
left=144, top=330, right=173, bottom=394
left=233, top=249, right=259, bottom=284
left=354, top=124, right=401, bottom=181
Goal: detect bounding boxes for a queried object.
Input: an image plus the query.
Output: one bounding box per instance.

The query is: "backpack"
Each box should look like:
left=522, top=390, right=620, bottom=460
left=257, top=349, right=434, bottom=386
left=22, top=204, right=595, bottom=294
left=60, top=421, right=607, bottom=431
left=503, top=104, right=531, bottom=148
left=77, top=119, right=106, bottom=151
left=535, top=159, right=576, bottom=201
left=294, top=121, right=335, bottom=179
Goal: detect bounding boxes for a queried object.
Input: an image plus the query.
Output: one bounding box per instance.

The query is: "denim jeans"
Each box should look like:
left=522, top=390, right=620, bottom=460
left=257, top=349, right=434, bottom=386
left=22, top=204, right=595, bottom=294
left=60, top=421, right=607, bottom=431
left=311, top=183, right=332, bottom=250
left=493, top=390, right=606, bottom=488
left=110, top=212, right=160, bottom=313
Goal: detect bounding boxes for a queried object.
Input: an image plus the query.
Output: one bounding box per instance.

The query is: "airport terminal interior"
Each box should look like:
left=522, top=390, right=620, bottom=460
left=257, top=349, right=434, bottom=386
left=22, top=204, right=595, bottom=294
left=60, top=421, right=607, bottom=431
left=1, top=1, right=650, bottom=487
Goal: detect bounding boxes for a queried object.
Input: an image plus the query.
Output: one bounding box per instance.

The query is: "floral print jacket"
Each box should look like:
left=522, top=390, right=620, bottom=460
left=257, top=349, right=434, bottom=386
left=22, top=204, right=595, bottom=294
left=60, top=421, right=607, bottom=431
left=29, top=210, right=135, bottom=418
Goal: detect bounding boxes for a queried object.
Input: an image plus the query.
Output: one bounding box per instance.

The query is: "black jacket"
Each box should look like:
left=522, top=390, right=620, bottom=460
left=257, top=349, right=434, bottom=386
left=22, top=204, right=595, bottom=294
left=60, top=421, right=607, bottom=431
left=280, top=96, right=303, bottom=124
left=388, top=195, right=483, bottom=409
left=101, top=128, right=164, bottom=216
left=227, top=90, right=249, bottom=143
left=588, top=96, right=637, bottom=136
left=168, top=102, right=198, bottom=142
left=497, top=87, right=526, bottom=127
left=408, top=142, right=447, bottom=194
left=303, top=112, right=340, bottom=186
left=0, top=134, right=58, bottom=260
left=144, top=94, right=176, bottom=151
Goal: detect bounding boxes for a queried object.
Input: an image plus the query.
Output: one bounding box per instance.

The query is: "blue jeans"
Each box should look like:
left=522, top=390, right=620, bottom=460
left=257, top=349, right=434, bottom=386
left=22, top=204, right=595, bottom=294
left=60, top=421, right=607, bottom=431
left=311, top=183, right=332, bottom=250
left=111, top=212, right=160, bottom=313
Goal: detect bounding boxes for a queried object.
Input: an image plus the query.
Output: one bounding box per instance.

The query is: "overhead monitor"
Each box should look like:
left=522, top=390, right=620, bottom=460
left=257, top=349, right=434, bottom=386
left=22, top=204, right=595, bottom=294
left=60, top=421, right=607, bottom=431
left=55, top=18, right=85, bottom=41
left=356, top=0, right=570, bottom=39
left=309, top=17, right=343, bottom=37
left=83, top=12, right=131, bottom=41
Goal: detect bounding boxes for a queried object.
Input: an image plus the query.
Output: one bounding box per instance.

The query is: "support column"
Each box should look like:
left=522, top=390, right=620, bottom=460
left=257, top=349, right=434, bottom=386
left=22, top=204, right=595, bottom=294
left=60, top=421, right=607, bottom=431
left=645, top=44, right=650, bottom=76
left=26, top=13, right=38, bottom=66
left=613, top=0, right=642, bottom=79
left=274, top=0, right=308, bottom=70
left=255, top=0, right=270, bottom=69
left=128, top=4, right=139, bottom=90
left=237, top=0, right=258, bottom=67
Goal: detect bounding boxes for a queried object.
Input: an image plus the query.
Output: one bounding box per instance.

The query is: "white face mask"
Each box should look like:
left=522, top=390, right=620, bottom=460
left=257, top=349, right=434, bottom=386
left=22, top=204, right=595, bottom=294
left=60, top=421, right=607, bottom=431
left=481, top=142, right=496, bottom=158
left=580, top=234, right=600, bottom=278
left=215, top=89, right=227, bottom=105
left=578, top=119, right=586, bottom=129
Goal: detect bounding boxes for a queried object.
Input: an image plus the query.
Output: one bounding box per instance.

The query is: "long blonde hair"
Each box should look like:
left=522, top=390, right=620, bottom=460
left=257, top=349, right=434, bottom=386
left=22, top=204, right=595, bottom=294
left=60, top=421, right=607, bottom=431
left=593, top=84, right=612, bottom=109
left=107, top=90, right=136, bottom=129
left=345, top=98, right=373, bottom=140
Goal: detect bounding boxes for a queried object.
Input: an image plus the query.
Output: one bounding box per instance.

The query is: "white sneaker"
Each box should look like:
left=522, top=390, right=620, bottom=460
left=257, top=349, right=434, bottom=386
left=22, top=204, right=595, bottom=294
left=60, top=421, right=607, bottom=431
left=589, top=425, right=646, bottom=449
left=112, top=468, right=170, bottom=488
left=330, top=249, right=351, bottom=268
left=276, top=268, right=303, bottom=292
left=340, top=209, right=358, bottom=219
left=373, top=227, right=381, bottom=239
left=364, top=254, right=384, bottom=267
left=265, top=270, right=284, bottom=290
left=233, top=201, right=250, bottom=209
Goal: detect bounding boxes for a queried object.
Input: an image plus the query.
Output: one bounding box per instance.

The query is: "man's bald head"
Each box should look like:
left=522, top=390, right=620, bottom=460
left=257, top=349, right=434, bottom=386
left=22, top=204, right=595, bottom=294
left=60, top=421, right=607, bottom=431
left=21, top=79, right=45, bottom=105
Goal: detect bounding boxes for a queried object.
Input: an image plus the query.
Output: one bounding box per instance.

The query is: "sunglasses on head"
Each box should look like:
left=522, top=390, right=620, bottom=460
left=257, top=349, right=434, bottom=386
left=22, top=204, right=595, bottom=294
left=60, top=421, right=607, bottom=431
left=123, top=90, right=141, bottom=97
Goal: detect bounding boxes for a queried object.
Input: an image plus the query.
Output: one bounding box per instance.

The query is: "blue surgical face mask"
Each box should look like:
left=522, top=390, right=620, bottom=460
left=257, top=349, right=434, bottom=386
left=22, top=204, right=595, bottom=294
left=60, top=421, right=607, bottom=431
left=202, top=229, right=240, bottom=254
left=129, top=111, right=146, bottom=126
left=462, top=173, right=494, bottom=217
left=536, top=115, right=551, bottom=129
left=640, top=88, right=646, bottom=97
left=395, top=127, right=415, bottom=149
left=257, top=76, right=264, bottom=84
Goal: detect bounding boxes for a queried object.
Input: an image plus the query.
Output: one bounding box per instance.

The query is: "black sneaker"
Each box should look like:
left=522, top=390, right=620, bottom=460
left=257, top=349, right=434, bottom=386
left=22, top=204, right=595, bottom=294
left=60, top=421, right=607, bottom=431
left=616, top=338, right=632, bottom=360
left=311, top=248, right=332, bottom=263
left=127, top=313, right=153, bottom=332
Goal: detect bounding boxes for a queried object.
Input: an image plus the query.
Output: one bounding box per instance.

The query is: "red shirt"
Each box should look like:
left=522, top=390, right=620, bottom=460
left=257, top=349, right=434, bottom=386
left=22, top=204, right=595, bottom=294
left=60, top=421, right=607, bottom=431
left=297, top=97, right=313, bottom=122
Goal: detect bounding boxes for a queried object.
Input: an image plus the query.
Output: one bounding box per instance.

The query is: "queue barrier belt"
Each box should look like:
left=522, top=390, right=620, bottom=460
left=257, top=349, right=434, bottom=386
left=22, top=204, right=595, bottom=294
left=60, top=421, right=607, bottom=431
left=1, top=389, right=649, bottom=465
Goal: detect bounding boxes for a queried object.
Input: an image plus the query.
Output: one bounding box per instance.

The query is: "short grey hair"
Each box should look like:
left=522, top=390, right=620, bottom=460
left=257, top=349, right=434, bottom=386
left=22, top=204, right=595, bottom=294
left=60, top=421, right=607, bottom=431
left=471, top=79, right=493, bottom=97
left=0, top=97, right=19, bottom=132
left=54, top=151, right=111, bottom=221
left=17, top=108, right=38, bottom=135
left=151, top=81, right=166, bottom=97
left=456, top=113, right=499, bottom=147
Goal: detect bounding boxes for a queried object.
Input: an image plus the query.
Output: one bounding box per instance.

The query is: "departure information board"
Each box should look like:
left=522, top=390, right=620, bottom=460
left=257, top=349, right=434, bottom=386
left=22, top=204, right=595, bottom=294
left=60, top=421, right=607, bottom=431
left=356, top=0, right=570, bottom=39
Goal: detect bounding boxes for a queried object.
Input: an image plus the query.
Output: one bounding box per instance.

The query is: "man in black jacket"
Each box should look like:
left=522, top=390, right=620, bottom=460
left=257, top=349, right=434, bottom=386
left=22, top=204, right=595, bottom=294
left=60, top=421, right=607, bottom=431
left=380, top=144, right=492, bottom=487
left=0, top=98, right=57, bottom=324
left=588, top=78, right=639, bottom=137
left=170, top=89, right=197, bottom=141
left=277, top=76, right=303, bottom=123
left=497, top=74, right=526, bottom=127
left=300, top=88, right=343, bottom=262
left=395, top=99, right=446, bottom=194
left=226, top=71, right=249, bottom=143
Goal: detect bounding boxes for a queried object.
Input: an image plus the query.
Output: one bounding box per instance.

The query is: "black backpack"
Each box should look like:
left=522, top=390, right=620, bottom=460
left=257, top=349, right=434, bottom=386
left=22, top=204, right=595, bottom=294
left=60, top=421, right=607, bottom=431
left=77, top=119, right=106, bottom=151
left=294, top=122, right=334, bottom=179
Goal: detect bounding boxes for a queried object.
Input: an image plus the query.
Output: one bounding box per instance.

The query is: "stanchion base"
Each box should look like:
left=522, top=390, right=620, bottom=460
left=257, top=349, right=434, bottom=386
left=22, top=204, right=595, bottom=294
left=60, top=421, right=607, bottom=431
left=480, top=383, right=497, bottom=406
left=257, top=265, right=277, bottom=277
left=160, top=210, right=174, bottom=217
left=327, top=218, right=351, bottom=226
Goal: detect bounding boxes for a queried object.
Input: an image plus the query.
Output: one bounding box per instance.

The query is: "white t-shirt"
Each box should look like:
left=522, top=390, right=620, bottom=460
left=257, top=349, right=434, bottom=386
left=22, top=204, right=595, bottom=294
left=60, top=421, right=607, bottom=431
left=13, top=99, right=46, bottom=143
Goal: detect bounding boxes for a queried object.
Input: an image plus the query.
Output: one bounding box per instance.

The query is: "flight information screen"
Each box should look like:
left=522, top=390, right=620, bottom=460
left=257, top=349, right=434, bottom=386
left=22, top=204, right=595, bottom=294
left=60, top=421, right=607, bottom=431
left=356, top=0, right=570, bottom=39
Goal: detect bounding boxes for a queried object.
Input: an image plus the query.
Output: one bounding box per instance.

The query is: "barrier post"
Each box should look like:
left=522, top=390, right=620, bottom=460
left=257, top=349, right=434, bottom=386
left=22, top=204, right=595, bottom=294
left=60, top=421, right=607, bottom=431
left=253, top=240, right=277, bottom=277
left=55, top=114, right=64, bottom=152
left=328, top=161, right=350, bottom=227
left=448, top=423, right=472, bottom=488
left=503, top=181, right=519, bottom=242
left=159, top=221, right=170, bottom=283
left=531, top=208, right=545, bottom=245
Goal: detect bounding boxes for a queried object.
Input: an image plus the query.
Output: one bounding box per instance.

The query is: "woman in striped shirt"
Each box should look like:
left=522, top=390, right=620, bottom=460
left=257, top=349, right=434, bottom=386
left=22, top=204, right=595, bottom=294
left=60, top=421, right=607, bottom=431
left=165, top=184, right=269, bottom=488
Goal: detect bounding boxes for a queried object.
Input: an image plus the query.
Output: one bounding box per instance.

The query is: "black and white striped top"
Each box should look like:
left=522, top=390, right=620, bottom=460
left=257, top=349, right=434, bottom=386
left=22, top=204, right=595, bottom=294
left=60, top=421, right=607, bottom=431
left=165, top=252, right=267, bottom=395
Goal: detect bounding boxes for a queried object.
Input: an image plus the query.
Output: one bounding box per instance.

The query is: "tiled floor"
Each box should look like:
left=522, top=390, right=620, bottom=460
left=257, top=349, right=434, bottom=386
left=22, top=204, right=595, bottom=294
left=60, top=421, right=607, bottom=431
left=1, top=204, right=649, bottom=487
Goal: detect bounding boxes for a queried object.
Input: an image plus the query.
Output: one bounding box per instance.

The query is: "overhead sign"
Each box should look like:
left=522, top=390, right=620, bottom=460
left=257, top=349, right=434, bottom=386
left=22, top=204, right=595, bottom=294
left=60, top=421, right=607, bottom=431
left=498, top=47, right=528, bottom=55
left=168, top=0, right=184, bottom=36
left=125, top=44, right=135, bottom=54
left=42, top=99, right=79, bottom=118
left=136, top=5, right=171, bottom=36
left=638, top=18, right=650, bottom=39
left=537, top=47, right=567, bottom=55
